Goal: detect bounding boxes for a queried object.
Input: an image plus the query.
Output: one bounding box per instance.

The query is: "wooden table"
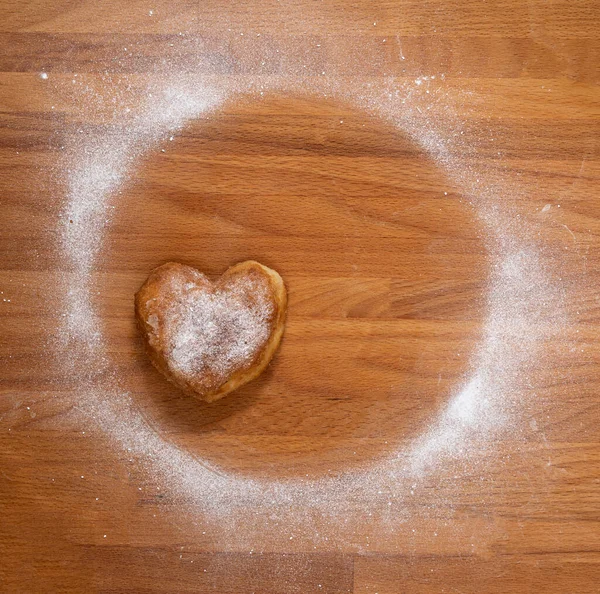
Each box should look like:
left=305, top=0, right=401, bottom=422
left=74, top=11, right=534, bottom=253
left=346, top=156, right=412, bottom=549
left=1, top=1, right=599, bottom=592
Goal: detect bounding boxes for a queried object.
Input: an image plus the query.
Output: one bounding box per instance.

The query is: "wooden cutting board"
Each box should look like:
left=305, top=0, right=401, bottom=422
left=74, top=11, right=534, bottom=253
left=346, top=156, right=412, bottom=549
left=1, top=1, right=599, bottom=592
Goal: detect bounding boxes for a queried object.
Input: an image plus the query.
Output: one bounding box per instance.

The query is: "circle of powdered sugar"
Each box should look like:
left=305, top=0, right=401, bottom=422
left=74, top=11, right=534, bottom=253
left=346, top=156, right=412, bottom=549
left=57, top=74, right=567, bottom=544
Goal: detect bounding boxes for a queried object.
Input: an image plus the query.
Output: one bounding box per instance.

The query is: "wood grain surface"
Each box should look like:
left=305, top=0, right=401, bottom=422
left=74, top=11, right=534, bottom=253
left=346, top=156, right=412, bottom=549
left=1, top=1, right=599, bottom=592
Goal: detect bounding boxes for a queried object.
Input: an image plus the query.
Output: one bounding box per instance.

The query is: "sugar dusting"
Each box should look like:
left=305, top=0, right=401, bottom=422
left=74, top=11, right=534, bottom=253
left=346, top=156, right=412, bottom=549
left=161, top=271, right=274, bottom=385
left=52, top=45, right=568, bottom=549
left=59, top=80, right=226, bottom=365
left=341, top=80, right=568, bottom=476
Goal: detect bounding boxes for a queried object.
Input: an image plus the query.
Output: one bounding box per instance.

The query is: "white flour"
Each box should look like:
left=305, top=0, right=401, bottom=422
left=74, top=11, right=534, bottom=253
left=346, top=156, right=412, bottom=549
left=53, top=53, right=567, bottom=549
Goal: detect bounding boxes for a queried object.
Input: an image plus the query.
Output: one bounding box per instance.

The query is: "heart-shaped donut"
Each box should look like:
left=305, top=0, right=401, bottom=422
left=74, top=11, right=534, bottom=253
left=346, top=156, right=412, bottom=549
left=135, top=261, right=287, bottom=402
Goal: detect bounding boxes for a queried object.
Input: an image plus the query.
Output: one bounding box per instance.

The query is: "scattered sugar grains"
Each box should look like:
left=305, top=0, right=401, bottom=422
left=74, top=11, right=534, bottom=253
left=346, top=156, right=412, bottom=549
left=54, top=45, right=568, bottom=547
left=59, top=80, right=226, bottom=368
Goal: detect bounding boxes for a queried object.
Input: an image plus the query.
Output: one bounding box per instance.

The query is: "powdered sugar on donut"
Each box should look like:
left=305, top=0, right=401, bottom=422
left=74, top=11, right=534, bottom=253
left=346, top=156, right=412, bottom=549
left=164, top=273, right=274, bottom=388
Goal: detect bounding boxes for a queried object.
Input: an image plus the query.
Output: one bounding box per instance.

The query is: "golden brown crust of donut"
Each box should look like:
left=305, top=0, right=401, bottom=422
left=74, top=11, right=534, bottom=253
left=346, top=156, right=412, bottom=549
left=135, top=260, right=287, bottom=402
